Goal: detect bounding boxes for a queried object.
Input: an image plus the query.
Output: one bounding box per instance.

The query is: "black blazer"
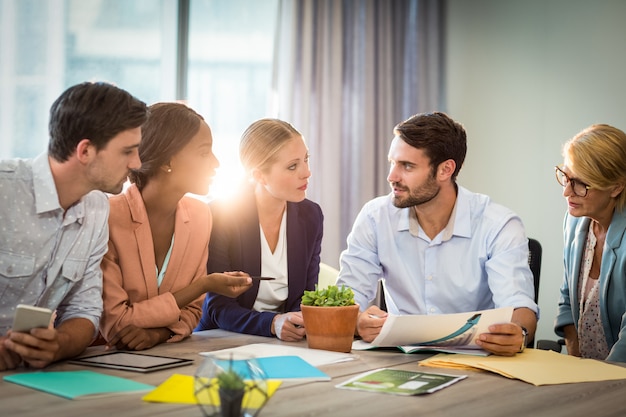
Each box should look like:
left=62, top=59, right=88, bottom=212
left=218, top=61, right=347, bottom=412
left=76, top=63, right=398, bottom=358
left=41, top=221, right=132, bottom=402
left=195, top=187, right=323, bottom=336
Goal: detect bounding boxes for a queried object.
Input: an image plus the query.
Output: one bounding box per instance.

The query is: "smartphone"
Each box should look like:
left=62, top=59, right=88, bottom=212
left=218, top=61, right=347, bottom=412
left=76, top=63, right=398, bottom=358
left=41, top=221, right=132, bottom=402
left=250, top=276, right=276, bottom=281
left=12, top=304, right=53, bottom=333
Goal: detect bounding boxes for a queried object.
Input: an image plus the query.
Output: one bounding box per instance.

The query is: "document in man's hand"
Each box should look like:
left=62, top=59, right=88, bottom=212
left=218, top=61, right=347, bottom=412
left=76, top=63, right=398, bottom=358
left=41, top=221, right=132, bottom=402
left=352, top=307, right=513, bottom=355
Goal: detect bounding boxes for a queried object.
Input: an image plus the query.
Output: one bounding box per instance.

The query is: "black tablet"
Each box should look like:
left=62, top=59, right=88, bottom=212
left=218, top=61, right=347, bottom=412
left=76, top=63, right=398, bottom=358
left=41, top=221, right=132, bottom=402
left=69, top=351, right=194, bottom=373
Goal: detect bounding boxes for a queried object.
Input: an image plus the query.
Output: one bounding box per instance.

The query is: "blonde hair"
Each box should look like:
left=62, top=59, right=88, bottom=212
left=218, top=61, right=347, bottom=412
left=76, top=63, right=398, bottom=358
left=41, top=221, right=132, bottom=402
left=239, top=118, right=302, bottom=174
left=563, top=124, right=626, bottom=211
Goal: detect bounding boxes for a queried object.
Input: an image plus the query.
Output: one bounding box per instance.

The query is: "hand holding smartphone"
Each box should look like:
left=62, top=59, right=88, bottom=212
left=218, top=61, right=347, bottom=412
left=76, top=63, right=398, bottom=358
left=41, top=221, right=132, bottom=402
left=12, top=304, right=53, bottom=333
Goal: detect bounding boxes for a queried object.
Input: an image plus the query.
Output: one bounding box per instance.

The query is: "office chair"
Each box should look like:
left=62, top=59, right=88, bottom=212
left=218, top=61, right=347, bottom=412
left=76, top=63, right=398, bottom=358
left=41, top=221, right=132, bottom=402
left=527, top=238, right=542, bottom=348
left=528, top=238, right=542, bottom=305
left=528, top=238, right=565, bottom=352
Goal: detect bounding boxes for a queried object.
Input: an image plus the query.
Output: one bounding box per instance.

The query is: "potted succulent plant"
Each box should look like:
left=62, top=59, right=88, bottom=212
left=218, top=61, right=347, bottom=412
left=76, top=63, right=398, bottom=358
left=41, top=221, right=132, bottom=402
left=195, top=352, right=269, bottom=417
left=300, top=284, right=359, bottom=353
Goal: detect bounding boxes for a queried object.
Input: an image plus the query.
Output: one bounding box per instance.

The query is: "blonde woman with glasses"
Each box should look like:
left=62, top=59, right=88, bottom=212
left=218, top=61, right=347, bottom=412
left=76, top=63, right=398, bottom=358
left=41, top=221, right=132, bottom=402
left=554, top=124, right=626, bottom=362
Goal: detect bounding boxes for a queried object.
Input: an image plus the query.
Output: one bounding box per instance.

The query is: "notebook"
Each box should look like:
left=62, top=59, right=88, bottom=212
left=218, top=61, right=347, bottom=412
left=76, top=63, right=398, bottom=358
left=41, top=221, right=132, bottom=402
left=213, top=355, right=330, bottom=381
left=3, top=370, right=154, bottom=400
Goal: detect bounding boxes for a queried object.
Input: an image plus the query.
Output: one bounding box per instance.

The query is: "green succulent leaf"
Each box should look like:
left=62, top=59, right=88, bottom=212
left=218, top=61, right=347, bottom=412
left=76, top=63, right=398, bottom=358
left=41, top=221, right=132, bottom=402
left=301, top=284, right=355, bottom=307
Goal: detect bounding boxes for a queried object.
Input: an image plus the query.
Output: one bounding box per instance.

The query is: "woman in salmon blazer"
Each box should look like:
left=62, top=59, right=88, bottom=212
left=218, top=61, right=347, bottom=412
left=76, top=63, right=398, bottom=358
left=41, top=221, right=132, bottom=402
left=100, top=103, right=252, bottom=350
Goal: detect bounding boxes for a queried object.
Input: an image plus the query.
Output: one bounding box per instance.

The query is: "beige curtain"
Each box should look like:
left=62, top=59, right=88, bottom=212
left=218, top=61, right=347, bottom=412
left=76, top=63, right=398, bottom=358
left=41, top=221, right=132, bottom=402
left=271, top=0, right=444, bottom=266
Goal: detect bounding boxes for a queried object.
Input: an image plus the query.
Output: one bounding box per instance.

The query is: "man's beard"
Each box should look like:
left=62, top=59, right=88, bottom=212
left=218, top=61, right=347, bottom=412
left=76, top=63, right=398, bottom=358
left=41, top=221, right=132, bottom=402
left=391, top=174, right=440, bottom=209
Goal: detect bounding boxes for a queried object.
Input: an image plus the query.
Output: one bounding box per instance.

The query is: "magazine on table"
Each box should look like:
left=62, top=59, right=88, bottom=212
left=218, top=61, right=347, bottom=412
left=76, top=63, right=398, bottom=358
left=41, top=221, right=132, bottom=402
left=336, top=368, right=467, bottom=395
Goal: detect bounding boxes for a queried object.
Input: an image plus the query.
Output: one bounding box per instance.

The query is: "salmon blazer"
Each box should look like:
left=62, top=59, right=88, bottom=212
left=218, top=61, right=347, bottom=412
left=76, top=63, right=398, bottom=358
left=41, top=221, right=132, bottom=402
left=100, top=184, right=211, bottom=342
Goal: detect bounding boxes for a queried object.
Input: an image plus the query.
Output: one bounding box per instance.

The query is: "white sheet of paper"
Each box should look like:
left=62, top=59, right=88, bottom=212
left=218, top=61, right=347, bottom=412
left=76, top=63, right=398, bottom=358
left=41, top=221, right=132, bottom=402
left=200, top=343, right=357, bottom=367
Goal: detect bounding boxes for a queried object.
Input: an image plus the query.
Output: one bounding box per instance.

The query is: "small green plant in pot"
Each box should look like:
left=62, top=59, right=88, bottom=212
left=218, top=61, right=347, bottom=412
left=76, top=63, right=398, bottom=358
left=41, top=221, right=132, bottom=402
left=301, top=284, right=359, bottom=353
left=217, top=368, right=245, bottom=417
left=195, top=352, right=269, bottom=417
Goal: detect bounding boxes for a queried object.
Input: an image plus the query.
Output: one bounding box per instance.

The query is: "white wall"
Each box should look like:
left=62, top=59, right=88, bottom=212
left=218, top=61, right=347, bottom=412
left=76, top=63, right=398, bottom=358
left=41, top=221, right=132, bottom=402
left=445, top=0, right=626, bottom=343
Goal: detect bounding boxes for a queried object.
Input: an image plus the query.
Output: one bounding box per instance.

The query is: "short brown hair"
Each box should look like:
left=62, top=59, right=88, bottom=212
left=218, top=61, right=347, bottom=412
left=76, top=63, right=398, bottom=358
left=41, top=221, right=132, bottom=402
left=393, top=112, right=467, bottom=180
left=48, top=82, right=148, bottom=162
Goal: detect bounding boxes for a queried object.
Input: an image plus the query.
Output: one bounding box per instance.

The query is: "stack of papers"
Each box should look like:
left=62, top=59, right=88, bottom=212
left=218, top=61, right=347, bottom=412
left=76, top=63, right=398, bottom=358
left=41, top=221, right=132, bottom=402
left=145, top=343, right=354, bottom=406
left=419, top=348, right=626, bottom=385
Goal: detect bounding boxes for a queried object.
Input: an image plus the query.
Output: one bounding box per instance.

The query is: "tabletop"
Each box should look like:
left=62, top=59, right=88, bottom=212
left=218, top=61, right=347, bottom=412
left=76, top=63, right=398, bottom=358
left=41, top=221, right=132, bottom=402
left=2, top=329, right=625, bottom=417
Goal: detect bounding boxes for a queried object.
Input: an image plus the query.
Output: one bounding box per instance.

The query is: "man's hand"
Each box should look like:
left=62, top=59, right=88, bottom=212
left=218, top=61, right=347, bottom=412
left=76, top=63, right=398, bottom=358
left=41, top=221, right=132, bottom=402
left=4, top=317, right=95, bottom=368
left=0, top=333, right=23, bottom=370
left=476, top=322, right=525, bottom=356
left=204, top=272, right=253, bottom=298
left=106, top=325, right=169, bottom=351
left=4, top=327, right=60, bottom=369
left=477, top=307, right=537, bottom=356
left=272, top=312, right=306, bottom=341
left=356, top=305, right=388, bottom=342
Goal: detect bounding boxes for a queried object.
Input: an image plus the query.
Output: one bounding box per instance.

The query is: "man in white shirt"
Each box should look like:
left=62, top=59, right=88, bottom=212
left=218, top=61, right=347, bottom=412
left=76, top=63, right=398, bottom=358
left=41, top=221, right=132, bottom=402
left=336, top=112, right=538, bottom=356
left=0, top=82, right=149, bottom=370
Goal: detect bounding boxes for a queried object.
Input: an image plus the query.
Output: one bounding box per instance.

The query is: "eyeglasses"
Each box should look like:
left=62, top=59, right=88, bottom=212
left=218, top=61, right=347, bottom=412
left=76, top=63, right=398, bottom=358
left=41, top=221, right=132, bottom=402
left=555, top=165, right=591, bottom=197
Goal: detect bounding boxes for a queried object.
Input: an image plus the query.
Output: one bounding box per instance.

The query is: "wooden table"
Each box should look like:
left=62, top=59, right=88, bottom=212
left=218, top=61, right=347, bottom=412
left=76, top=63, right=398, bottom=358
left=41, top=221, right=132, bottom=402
left=2, top=330, right=625, bottom=417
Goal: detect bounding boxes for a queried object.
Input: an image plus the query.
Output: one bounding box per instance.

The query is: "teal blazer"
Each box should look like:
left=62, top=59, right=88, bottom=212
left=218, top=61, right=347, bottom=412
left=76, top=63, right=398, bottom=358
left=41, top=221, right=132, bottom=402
left=555, top=209, right=626, bottom=362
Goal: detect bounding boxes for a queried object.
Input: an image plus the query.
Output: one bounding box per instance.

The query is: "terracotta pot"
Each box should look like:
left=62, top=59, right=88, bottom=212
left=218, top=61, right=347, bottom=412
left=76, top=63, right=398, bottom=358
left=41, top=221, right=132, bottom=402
left=300, top=304, right=359, bottom=353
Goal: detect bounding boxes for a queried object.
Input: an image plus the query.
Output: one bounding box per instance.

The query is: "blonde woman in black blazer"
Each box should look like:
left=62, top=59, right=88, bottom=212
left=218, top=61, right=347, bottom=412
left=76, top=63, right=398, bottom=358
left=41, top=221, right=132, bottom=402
left=196, top=119, right=323, bottom=341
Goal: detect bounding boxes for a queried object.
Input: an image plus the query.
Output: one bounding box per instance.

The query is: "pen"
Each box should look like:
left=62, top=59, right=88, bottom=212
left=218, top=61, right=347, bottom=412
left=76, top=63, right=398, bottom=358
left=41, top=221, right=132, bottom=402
left=250, top=276, right=276, bottom=281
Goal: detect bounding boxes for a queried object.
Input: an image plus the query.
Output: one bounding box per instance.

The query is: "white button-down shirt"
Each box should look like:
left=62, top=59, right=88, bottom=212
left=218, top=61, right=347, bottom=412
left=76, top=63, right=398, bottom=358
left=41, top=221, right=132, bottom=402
left=337, top=186, right=538, bottom=317
left=0, top=153, right=108, bottom=334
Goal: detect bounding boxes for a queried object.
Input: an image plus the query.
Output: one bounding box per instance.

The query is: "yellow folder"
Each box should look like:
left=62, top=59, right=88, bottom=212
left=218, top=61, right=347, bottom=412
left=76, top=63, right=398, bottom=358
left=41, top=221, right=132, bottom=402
left=142, top=373, right=281, bottom=406
left=419, top=348, right=626, bottom=386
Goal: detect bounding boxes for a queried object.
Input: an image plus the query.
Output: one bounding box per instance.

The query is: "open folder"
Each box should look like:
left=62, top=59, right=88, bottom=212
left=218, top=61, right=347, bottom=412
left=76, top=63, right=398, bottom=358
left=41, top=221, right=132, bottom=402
left=419, top=348, right=626, bottom=385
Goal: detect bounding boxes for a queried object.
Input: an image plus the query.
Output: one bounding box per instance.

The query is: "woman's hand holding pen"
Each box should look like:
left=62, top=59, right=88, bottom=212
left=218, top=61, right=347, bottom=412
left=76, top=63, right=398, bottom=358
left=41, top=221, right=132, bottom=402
left=173, top=271, right=251, bottom=310
left=357, top=306, right=388, bottom=342
left=203, top=271, right=252, bottom=297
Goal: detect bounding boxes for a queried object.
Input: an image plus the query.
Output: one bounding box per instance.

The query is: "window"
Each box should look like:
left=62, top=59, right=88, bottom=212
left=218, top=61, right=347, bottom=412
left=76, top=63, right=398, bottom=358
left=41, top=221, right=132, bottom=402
left=0, top=0, right=174, bottom=157
left=188, top=0, right=278, bottom=198
left=0, top=0, right=278, bottom=198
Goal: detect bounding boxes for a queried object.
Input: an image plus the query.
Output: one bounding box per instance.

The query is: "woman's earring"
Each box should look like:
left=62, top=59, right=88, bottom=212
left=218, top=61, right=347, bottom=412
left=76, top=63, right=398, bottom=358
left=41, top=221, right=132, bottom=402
left=167, top=168, right=172, bottom=173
